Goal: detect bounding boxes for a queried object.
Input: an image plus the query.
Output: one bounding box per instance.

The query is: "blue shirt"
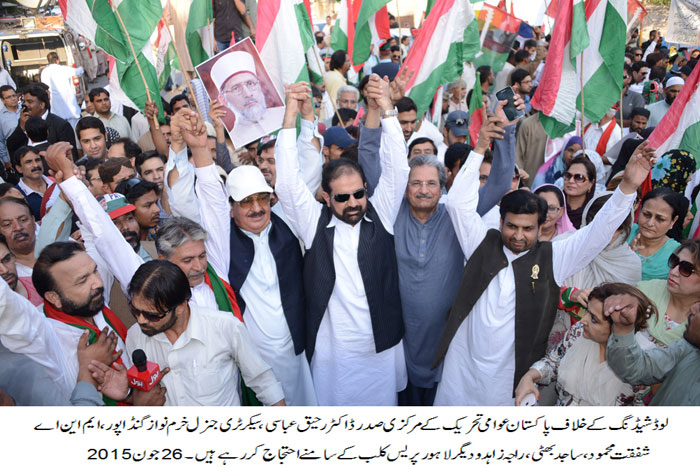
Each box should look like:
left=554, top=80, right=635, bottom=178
left=0, top=103, right=20, bottom=164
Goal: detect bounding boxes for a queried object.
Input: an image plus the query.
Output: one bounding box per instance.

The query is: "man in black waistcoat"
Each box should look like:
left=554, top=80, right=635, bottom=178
left=171, top=110, right=317, bottom=406
left=432, top=140, right=656, bottom=406
left=275, top=76, right=408, bottom=405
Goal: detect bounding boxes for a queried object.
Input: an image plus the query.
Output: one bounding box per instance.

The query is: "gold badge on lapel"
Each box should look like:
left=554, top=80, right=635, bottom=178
left=531, top=264, right=540, bottom=280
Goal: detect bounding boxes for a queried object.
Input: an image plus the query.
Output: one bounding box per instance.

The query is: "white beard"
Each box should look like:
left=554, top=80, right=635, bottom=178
left=227, top=91, right=268, bottom=123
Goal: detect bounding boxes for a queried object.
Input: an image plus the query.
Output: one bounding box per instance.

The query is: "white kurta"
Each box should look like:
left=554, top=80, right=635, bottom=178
left=40, top=63, right=83, bottom=122
left=0, top=277, right=130, bottom=402
left=435, top=149, right=636, bottom=406
left=275, top=115, right=410, bottom=406
left=192, top=162, right=317, bottom=406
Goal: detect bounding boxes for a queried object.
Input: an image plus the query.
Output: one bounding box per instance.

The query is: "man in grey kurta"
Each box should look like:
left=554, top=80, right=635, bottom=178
left=358, top=119, right=516, bottom=405
left=607, top=303, right=700, bottom=406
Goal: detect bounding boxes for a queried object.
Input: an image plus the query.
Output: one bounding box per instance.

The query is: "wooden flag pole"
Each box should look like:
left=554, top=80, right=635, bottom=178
left=395, top=0, right=402, bottom=42
left=580, top=53, right=585, bottom=152
left=620, top=86, right=625, bottom=138
left=112, top=4, right=159, bottom=129
left=310, top=46, right=344, bottom=126
left=163, top=5, right=206, bottom=122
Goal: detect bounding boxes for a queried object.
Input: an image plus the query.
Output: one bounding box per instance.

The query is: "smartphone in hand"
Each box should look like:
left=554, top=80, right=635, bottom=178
left=495, top=86, right=525, bottom=122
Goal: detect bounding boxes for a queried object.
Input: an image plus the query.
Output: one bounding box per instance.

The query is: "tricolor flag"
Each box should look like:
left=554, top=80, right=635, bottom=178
left=183, top=0, right=214, bottom=68
left=59, top=0, right=164, bottom=114
left=401, top=0, right=480, bottom=118
left=330, top=0, right=353, bottom=52
left=647, top=62, right=700, bottom=166
left=352, top=1, right=392, bottom=66
left=532, top=0, right=626, bottom=138
left=468, top=71, right=483, bottom=145
left=627, top=0, right=647, bottom=34
left=155, top=19, right=176, bottom=89
left=257, top=0, right=316, bottom=94
left=473, top=4, right=522, bottom=73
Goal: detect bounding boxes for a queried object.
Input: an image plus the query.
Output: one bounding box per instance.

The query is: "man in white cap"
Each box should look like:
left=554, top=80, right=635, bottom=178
left=210, top=50, right=285, bottom=147
left=172, top=110, right=316, bottom=405
left=646, top=76, right=684, bottom=127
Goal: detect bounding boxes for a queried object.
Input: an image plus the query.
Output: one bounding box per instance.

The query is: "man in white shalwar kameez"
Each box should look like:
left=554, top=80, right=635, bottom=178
left=433, top=140, right=656, bottom=406
left=275, top=77, right=408, bottom=405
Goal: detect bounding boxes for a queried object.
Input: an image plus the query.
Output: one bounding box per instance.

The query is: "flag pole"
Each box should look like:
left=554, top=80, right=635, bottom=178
left=395, top=0, right=402, bottom=41
left=620, top=86, right=624, bottom=138
left=310, top=46, right=345, bottom=126
left=580, top=53, right=585, bottom=152
left=112, top=4, right=159, bottom=129
left=163, top=4, right=206, bottom=122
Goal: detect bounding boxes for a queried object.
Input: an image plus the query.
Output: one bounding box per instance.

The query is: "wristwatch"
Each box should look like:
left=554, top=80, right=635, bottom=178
left=381, top=108, right=398, bottom=119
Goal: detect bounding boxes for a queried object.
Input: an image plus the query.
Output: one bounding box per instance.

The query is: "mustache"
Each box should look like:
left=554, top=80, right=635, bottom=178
left=12, top=231, right=29, bottom=241
left=188, top=269, right=206, bottom=279
left=2, top=272, right=16, bottom=283
left=247, top=210, right=266, bottom=218
left=343, top=206, right=362, bottom=215
left=415, top=193, right=434, bottom=199
left=244, top=98, right=260, bottom=106
left=89, top=287, right=104, bottom=302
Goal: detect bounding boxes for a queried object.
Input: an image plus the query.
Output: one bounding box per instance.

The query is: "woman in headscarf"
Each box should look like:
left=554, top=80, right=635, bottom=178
left=561, top=155, right=597, bottom=229
left=515, top=283, right=656, bottom=406
left=607, top=130, right=654, bottom=184
left=650, top=149, right=697, bottom=195
left=534, top=184, right=576, bottom=241
left=532, top=136, right=583, bottom=188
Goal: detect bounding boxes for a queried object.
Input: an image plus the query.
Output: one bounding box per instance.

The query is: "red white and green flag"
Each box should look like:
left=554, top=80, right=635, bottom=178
left=330, top=0, right=353, bottom=52
left=183, top=0, right=214, bottom=68
left=468, top=70, right=483, bottom=145
left=257, top=0, right=316, bottom=94
left=59, top=0, right=164, bottom=114
left=647, top=62, right=700, bottom=166
left=400, top=0, right=480, bottom=118
left=352, top=1, right=392, bottom=66
left=532, top=0, right=626, bottom=138
left=473, top=4, right=522, bottom=73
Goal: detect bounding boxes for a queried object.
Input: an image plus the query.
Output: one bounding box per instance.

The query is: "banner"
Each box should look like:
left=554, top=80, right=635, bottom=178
left=666, top=0, right=700, bottom=45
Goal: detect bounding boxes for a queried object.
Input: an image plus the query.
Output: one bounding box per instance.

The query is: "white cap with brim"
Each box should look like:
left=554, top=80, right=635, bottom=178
left=226, top=165, right=273, bottom=202
left=210, top=51, right=257, bottom=92
left=666, top=76, right=685, bottom=88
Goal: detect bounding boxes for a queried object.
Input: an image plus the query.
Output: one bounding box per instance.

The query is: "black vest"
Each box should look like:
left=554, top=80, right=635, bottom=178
left=303, top=203, right=404, bottom=361
left=433, top=229, right=559, bottom=393
left=227, top=213, right=306, bottom=355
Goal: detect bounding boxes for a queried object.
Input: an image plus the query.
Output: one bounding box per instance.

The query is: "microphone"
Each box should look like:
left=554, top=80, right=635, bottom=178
left=126, top=349, right=163, bottom=391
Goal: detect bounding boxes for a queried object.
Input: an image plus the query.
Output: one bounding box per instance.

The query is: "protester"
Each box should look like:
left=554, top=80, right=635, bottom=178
left=561, top=155, right=597, bottom=229
left=516, top=283, right=656, bottom=406
left=534, top=184, right=576, bottom=241
left=533, top=136, right=583, bottom=188
left=605, top=289, right=700, bottom=405
left=629, top=187, right=685, bottom=280
left=647, top=76, right=684, bottom=127
left=89, top=88, right=133, bottom=141
left=40, top=52, right=84, bottom=127
left=0, top=85, right=20, bottom=167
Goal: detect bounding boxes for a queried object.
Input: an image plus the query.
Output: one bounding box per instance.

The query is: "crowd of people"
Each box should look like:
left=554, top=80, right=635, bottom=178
left=0, top=14, right=698, bottom=408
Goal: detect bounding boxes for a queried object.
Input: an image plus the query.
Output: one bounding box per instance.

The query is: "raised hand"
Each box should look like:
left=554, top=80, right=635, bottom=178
left=603, top=293, right=639, bottom=335
left=282, top=82, right=311, bottom=128
left=45, top=141, right=78, bottom=182
left=176, top=110, right=208, bottom=150
left=365, top=74, right=393, bottom=112
left=209, top=101, right=227, bottom=130
left=390, top=67, right=414, bottom=104
left=620, top=140, right=656, bottom=194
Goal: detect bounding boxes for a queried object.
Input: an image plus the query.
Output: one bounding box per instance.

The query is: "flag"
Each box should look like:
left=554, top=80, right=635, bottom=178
left=627, top=0, right=647, bottom=33
left=184, top=0, right=214, bottom=67
left=257, top=0, right=316, bottom=95
left=647, top=62, right=700, bottom=167
left=531, top=0, right=626, bottom=138
left=468, top=71, right=483, bottom=145
left=353, top=1, right=392, bottom=66
left=59, top=0, right=164, bottom=114
left=155, top=19, right=176, bottom=89
left=401, top=0, right=480, bottom=118
left=473, top=4, right=522, bottom=73
left=425, top=0, right=437, bottom=18
left=330, top=0, right=352, bottom=51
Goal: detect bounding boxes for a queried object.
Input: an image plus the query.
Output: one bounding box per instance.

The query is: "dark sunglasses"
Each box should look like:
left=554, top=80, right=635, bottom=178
left=668, top=253, right=696, bottom=277
left=129, top=301, right=174, bottom=322
left=116, top=178, right=142, bottom=197
left=563, top=172, right=587, bottom=183
left=333, top=188, right=366, bottom=203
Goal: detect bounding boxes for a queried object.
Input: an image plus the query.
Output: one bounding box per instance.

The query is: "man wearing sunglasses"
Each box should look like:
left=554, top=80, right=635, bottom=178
left=163, top=111, right=316, bottom=405
left=433, top=139, right=656, bottom=406
left=121, top=260, right=285, bottom=406
left=275, top=75, right=408, bottom=406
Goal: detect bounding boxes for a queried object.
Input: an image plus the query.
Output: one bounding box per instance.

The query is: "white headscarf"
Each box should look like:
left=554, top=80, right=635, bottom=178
left=561, top=191, right=641, bottom=289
